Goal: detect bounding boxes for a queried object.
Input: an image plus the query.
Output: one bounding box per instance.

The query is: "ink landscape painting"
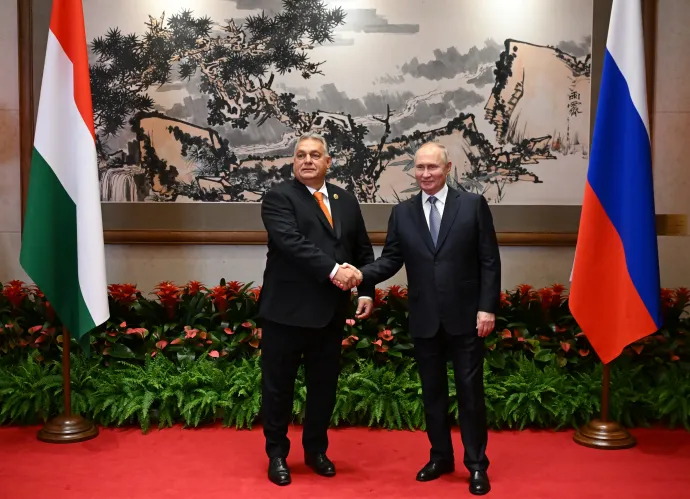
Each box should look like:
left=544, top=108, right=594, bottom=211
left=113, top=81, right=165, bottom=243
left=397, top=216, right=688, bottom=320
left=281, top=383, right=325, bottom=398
left=86, top=0, right=593, bottom=205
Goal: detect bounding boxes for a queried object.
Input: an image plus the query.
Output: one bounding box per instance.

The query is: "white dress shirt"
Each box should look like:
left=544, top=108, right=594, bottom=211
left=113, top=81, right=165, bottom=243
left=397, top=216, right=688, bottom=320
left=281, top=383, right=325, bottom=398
left=306, top=183, right=370, bottom=301
left=421, top=183, right=448, bottom=230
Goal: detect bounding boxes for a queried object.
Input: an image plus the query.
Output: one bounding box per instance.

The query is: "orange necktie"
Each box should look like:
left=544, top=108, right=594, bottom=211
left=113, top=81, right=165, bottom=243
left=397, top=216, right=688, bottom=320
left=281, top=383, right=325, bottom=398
left=313, top=192, right=333, bottom=227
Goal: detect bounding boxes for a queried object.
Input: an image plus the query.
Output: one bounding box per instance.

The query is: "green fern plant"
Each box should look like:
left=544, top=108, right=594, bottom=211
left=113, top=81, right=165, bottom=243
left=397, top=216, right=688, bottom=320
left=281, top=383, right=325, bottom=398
left=0, top=352, right=62, bottom=424
left=499, top=356, right=582, bottom=429
left=347, top=359, right=422, bottom=430
left=331, top=366, right=357, bottom=426
left=609, top=363, right=654, bottom=428
left=652, top=363, right=690, bottom=430
left=219, top=356, right=262, bottom=429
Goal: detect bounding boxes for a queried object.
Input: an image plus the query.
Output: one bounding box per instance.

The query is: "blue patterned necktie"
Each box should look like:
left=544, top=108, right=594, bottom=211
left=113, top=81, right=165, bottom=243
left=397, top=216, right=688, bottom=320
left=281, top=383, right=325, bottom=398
left=428, top=195, right=441, bottom=246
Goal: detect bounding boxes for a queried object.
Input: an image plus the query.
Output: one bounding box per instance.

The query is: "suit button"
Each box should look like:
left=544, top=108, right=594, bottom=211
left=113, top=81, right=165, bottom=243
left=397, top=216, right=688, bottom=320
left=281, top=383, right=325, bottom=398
left=434, top=261, right=439, bottom=266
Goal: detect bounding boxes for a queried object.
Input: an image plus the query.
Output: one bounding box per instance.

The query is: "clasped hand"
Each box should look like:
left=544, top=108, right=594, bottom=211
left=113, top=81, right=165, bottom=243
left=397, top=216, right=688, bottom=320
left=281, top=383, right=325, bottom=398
left=331, top=263, right=371, bottom=319
left=331, top=263, right=362, bottom=290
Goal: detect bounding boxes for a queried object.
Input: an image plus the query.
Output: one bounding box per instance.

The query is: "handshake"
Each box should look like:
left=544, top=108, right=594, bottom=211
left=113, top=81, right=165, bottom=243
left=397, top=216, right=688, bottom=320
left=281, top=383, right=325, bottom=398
left=331, top=263, right=363, bottom=290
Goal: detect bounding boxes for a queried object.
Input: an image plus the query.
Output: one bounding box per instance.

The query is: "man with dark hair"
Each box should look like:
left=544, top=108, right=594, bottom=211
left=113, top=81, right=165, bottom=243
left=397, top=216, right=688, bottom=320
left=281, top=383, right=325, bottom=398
left=258, top=133, right=374, bottom=486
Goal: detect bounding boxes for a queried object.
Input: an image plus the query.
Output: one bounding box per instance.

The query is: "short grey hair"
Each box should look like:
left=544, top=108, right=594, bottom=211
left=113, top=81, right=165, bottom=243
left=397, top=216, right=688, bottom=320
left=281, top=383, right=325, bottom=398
left=294, top=132, right=330, bottom=157
left=415, top=141, right=448, bottom=164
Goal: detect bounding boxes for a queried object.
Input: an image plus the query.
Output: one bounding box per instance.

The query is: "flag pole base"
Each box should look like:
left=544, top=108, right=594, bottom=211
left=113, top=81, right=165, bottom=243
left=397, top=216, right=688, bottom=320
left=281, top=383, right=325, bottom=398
left=573, top=419, right=636, bottom=449
left=37, top=414, right=99, bottom=444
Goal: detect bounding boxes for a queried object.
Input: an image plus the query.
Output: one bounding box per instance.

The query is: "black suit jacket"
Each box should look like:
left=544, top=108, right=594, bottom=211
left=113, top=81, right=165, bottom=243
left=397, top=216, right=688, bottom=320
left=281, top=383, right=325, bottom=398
left=361, top=186, right=501, bottom=338
left=258, top=178, right=375, bottom=329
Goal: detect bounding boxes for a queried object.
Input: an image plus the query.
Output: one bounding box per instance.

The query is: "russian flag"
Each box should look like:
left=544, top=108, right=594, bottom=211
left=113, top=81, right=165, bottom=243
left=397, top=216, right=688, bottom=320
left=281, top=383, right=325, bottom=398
left=569, top=0, right=662, bottom=364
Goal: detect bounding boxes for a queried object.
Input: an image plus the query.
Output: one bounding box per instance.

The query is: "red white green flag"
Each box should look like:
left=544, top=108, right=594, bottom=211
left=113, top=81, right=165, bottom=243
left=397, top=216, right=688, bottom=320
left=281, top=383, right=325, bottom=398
left=20, top=0, right=109, bottom=345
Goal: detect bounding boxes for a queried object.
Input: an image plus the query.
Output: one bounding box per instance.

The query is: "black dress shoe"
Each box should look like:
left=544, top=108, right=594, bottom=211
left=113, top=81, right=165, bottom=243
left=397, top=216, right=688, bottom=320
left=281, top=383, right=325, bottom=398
left=415, top=460, right=455, bottom=481
left=469, top=470, right=490, bottom=495
left=268, top=457, right=291, bottom=486
left=304, top=452, right=336, bottom=477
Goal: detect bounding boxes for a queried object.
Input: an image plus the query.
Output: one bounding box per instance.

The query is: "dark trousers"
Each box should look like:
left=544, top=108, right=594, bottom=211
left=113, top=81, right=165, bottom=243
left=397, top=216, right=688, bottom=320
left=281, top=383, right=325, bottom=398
left=413, top=325, right=489, bottom=472
left=260, top=317, right=342, bottom=459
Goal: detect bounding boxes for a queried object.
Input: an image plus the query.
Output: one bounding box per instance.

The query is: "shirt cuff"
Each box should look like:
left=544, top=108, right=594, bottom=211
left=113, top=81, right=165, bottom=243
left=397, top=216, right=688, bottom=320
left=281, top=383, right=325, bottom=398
left=358, top=296, right=372, bottom=301
left=329, top=263, right=340, bottom=279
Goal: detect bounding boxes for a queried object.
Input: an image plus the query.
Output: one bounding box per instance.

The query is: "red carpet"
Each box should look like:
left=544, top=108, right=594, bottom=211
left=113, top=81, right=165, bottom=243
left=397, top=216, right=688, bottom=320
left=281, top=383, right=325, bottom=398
left=1, top=425, right=688, bottom=498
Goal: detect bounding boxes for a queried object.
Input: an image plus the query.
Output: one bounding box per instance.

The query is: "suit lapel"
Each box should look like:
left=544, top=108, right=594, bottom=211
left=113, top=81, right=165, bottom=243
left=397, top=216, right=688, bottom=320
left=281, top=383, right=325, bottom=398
left=326, top=184, right=342, bottom=239
left=435, top=187, right=461, bottom=252
left=411, top=193, right=436, bottom=254
left=292, top=179, right=337, bottom=237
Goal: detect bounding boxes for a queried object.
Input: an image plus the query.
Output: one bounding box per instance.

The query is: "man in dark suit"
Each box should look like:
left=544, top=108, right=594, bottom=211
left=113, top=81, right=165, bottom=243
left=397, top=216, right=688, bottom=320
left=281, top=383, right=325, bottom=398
left=258, top=132, right=375, bottom=486
left=338, top=141, right=500, bottom=495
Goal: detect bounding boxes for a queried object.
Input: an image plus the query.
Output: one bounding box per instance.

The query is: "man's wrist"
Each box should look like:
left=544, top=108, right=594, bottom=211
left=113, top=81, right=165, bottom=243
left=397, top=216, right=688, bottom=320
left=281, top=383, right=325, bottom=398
left=329, top=263, right=340, bottom=279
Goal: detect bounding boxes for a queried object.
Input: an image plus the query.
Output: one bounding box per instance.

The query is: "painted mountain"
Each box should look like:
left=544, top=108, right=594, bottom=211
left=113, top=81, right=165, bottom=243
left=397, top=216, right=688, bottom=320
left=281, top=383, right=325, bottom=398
left=88, top=0, right=593, bottom=204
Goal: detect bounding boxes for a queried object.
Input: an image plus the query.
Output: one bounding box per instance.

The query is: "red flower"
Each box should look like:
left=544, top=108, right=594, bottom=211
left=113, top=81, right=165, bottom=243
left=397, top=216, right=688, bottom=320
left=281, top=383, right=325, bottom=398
left=516, top=284, right=535, bottom=304
left=661, top=288, right=675, bottom=312
left=30, top=285, right=56, bottom=321
left=374, top=288, right=387, bottom=308
left=387, top=285, right=408, bottom=299
left=184, top=326, right=198, bottom=339
left=2, top=280, right=28, bottom=308
left=248, top=328, right=261, bottom=348
left=377, top=329, right=394, bottom=341
left=248, top=286, right=262, bottom=301
left=153, top=281, right=181, bottom=304
left=208, top=350, right=220, bottom=358
left=126, top=327, right=147, bottom=338
left=372, top=339, right=389, bottom=353
left=675, top=287, right=690, bottom=306
left=184, top=280, right=206, bottom=296
left=153, top=281, right=181, bottom=318
left=342, top=335, right=359, bottom=347
left=499, top=292, right=511, bottom=308
left=210, top=281, right=244, bottom=315
left=108, top=283, right=139, bottom=304
left=537, top=287, right=554, bottom=310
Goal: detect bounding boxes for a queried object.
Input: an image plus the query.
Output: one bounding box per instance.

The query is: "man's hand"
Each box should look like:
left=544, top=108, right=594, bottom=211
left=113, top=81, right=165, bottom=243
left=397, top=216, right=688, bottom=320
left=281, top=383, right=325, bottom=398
left=476, top=311, right=495, bottom=337
left=332, top=263, right=362, bottom=290
left=355, top=297, right=373, bottom=319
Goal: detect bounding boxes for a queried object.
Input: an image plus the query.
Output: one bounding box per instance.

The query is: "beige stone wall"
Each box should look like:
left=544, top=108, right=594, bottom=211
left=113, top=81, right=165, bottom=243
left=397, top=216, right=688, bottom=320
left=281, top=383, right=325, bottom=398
left=1, top=1, right=688, bottom=293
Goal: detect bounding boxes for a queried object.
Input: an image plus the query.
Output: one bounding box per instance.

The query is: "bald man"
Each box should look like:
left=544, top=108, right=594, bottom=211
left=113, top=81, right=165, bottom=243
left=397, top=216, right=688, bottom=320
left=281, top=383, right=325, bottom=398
left=339, top=141, right=500, bottom=495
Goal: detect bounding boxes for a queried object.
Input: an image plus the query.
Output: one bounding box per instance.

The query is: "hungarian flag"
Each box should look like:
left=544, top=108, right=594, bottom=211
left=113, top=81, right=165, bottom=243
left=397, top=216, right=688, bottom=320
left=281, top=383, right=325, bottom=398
left=569, top=0, right=661, bottom=364
left=20, top=0, right=109, bottom=347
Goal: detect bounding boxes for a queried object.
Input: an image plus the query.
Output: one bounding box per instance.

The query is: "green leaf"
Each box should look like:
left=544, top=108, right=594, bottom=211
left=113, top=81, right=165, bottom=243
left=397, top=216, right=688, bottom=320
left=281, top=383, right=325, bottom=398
left=176, top=349, right=196, bottom=363
left=487, top=351, right=506, bottom=369
left=534, top=349, right=555, bottom=362
left=109, top=344, right=136, bottom=359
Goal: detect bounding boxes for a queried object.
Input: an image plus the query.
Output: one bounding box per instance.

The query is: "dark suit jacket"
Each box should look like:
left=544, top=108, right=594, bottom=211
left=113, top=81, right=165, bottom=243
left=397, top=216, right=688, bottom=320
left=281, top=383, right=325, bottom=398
left=258, top=178, right=375, bottom=329
left=361, top=186, right=501, bottom=338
